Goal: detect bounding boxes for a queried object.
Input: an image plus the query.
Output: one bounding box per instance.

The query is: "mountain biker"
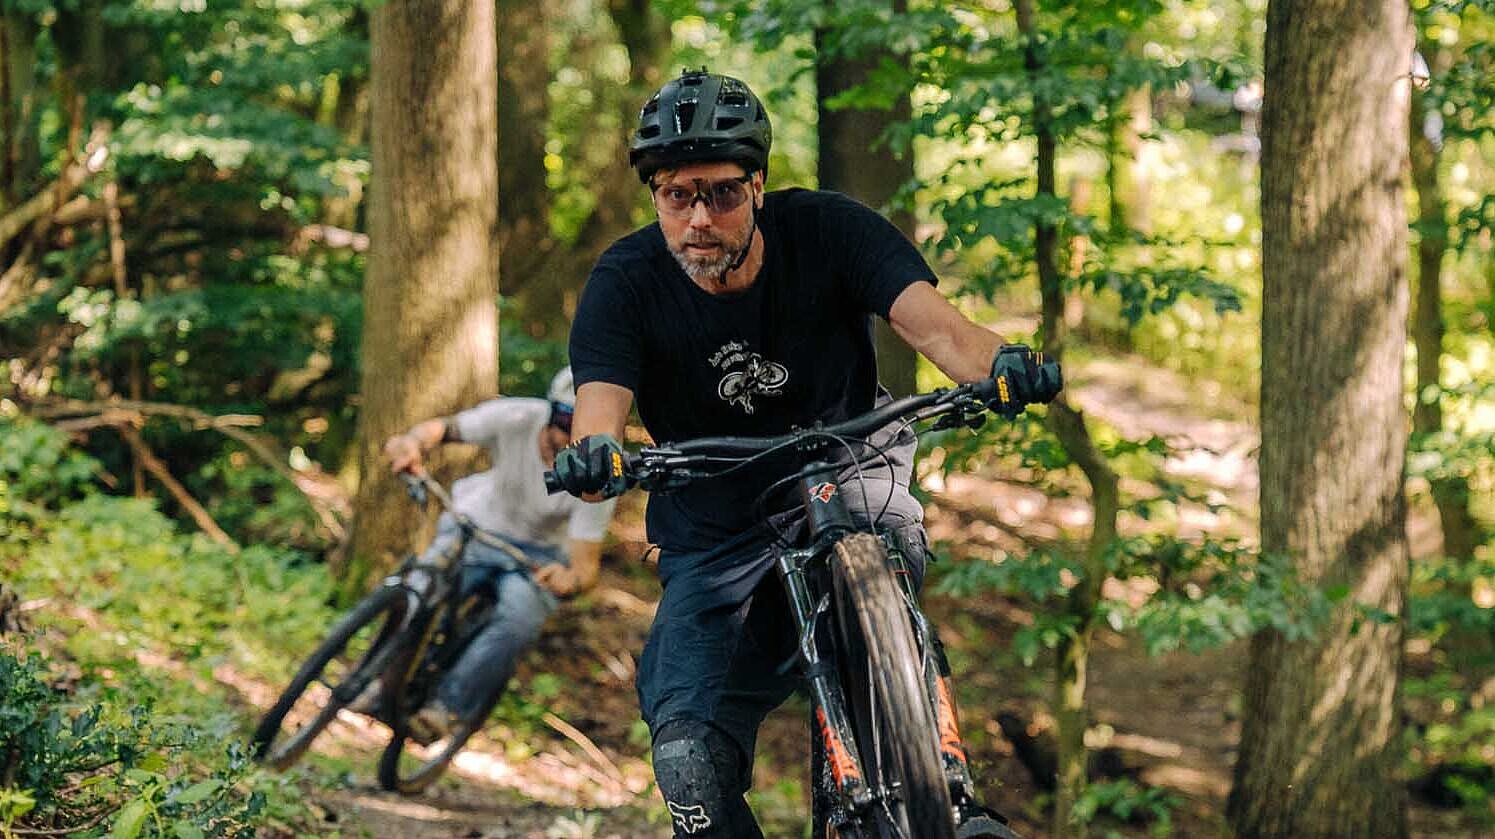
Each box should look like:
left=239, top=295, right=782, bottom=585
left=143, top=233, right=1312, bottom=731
left=380, top=366, right=618, bottom=741
left=551, top=69, right=1057, bottom=839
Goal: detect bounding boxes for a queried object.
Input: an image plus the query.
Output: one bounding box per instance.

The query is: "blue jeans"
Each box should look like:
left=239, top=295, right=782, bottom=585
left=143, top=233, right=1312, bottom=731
left=419, top=513, right=560, bottom=720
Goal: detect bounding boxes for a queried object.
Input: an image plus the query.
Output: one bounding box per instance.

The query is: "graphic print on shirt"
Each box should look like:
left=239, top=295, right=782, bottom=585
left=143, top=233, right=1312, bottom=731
left=708, top=339, right=789, bottom=415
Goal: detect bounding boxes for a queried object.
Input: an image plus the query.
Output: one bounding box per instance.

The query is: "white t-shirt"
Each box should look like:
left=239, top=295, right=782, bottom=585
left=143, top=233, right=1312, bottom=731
left=450, top=397, right=616, bottom=548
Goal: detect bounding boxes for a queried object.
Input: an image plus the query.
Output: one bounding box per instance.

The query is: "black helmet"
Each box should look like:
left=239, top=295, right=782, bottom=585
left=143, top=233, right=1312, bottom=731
left=630, top=68, right=772, bottom=184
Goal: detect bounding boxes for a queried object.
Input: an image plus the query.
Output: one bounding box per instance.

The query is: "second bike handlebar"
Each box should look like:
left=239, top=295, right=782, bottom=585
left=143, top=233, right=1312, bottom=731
left=399, top=471, right=537, bottom=571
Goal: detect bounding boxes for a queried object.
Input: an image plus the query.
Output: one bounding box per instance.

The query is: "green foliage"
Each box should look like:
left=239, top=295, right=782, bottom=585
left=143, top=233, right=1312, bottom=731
left=500, top=300, right=570, bottom=398
left=0, top=648, right=269, bottom=838
left=0, top=420, right=102, bottom=508
left=1072, top=778, right=1179, bottom=837
left=935, top=536, right=1329, bottom=662
left=1408, top=553, right=1495, bottom=642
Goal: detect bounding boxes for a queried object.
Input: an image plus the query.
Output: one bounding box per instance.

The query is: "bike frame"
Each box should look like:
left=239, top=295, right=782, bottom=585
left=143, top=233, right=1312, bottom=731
left=777, top=459, right=969, bottom=829
left=359, top=474, right=535, bottom=723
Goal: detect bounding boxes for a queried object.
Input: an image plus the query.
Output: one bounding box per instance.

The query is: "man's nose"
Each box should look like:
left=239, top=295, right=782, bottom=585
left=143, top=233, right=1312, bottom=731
left=687, top=199, right=713, bottom=228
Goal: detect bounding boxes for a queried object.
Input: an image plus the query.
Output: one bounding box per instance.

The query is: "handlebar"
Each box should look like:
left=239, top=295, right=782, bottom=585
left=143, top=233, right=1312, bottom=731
left=543, top=376, right=1013, bottom=496
left=399, top=470, right=536, bottom=570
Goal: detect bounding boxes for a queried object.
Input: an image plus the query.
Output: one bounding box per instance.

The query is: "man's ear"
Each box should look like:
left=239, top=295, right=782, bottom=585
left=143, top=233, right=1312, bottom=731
left=753, top=172, right=765, bottom=208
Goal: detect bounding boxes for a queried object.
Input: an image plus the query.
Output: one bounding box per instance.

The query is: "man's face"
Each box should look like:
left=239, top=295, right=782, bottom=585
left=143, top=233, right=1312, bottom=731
left=650, top=161, right=764, bottom=283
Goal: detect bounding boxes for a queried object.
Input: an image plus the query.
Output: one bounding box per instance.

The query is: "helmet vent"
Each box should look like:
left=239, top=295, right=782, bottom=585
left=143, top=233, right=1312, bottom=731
left=641, top=98, right=659, bottom=116
left=639, top=124, right=660, bottom=139
left=715, top=116, right=743, bottom=130
left=719, top=85, right=748, bottom=106
left=674, top=101, right=698, bottom=133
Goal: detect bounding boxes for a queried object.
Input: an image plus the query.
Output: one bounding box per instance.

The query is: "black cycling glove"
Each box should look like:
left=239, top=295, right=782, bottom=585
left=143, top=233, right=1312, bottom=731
left=988, top=344, right=1063, bottom=418
left=551, top=433, right=629, bottom=498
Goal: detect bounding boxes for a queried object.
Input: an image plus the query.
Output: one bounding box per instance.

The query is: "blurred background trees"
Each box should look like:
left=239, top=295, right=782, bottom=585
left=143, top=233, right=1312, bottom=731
left=1, top=1, right=1492, bottom=837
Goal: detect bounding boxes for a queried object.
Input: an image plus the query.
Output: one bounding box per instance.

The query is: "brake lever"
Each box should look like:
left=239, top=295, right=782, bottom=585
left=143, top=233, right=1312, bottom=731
left=930, top=412, right=965, bottom=432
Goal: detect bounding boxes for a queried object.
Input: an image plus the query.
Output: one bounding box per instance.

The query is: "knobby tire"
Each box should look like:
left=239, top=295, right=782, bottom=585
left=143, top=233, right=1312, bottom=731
left=251, top=583, right=408, bottom=769
left=830, top=532, right=956, bottom=839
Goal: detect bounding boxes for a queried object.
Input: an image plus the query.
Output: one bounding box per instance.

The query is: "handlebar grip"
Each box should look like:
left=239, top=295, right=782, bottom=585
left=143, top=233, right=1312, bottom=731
left=971, top=377, right=1000, bottom=403
left=1036, top=359, right=1063, bottom=403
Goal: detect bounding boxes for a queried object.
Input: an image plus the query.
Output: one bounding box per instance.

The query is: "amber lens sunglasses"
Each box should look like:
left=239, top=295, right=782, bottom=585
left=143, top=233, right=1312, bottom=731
left=649, top=174, right=754, bottom=217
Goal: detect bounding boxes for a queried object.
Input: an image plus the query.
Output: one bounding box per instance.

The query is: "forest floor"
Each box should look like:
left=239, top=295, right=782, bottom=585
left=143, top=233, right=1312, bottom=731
left=129, top=355, right=1477, bottom=839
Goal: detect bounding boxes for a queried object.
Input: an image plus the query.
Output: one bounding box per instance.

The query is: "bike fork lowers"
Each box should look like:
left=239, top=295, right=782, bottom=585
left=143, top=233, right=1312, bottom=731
left=781, top=462, right=874, bottom=816
left=883, top=528, right=978, bottom=805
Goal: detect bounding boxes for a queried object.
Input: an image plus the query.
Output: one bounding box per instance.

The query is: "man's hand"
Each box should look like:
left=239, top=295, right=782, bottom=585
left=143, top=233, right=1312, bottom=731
left=551, top=434, right=628, bottom=498
left=988, top=344, right=1063, bottom=419
left=384, top=432, right=425, bottom=474
left=533, top=564, right=588, bottom=597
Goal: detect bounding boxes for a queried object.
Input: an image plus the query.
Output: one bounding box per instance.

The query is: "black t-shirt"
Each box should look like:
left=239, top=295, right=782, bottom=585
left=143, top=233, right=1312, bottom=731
left=570, top=188, right=935, bottom=552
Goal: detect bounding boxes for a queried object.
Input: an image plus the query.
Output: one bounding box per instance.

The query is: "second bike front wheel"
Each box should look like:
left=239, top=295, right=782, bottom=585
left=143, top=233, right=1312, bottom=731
left=376, top=715, right=482, bottom=794
left=251, top=583, right=409, bottom=769
left=831, top=532, right=956, bottom=839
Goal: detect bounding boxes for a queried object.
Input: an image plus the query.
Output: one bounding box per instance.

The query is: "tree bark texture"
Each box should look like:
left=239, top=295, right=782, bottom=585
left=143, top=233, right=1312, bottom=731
left=1408, top=52, right=1483, bottom=562
left=497, top=0, right=552, bottom=290
left=345, top=0, right=499, bottom=596
left=815, top=6, right=919, bottom=397
left=1230, top=2, right=1412, bottom=837
left=0, top=7, right=40, bottom=210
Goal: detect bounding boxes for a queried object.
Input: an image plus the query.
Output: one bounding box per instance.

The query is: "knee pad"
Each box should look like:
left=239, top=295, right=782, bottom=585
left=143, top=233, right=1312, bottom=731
left=652, top=720, right=754, bottom=837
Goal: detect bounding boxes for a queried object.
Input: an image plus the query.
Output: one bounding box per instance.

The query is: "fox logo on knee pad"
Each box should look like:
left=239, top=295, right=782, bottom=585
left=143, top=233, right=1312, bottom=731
left=667, top=801, right=713, bottom=834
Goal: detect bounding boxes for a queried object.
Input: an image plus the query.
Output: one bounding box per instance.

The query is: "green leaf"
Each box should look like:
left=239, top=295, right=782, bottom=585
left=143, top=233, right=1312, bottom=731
left=172, top=779, right=221, bottom=805
left=110, top=799, right=149, bottom=839
left=174, top=823, right=205, bottom=839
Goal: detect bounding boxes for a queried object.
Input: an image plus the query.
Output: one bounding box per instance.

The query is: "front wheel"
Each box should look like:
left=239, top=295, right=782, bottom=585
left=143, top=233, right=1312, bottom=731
left=251, top=583, right=409, bottom=769
left=376, top=715, right=482, bottom=793
left=831, top=532, right=955, bottom=839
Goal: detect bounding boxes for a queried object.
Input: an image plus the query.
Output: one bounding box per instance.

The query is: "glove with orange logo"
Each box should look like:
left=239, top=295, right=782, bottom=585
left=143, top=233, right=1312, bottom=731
left=987, top=344, right=1063, bottom=419
left=551, top=434, right=628, bottom=498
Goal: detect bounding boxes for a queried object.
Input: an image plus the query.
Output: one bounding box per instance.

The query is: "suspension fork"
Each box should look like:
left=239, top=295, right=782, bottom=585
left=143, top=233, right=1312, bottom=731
left=778, top=461, right=878, bottom=809
left=882, top=531, right=976, bottom=798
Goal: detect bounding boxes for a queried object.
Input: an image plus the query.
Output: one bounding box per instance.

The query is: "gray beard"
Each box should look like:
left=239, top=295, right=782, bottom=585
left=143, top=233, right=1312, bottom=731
left=669, top=227, right=752, bottom=284
left=670, top=247, right=737, bottom=283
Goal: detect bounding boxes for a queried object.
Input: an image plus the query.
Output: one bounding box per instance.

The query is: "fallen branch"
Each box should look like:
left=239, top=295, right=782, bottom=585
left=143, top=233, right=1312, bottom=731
left=0, top=122, right=110, bottom=254
left=35, top=397, right=348, bottom=541
left=114, top=424, right=241, bottom=554
left=542, top=711, right=625, bottom=786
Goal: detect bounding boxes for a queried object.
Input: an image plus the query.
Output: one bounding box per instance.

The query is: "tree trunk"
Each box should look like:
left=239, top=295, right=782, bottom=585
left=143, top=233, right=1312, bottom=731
left=51, top=0, right=107, bottom=124
left=1408, top=48, right=1484, bottom=562
left=342, top=0, right=499, bottom=597
left=815, top=4, right=919, bottom=397
left=1013, top=3, right=1120, bottom=836
left=0, top=7, right=41, bottom=211
left=1229, top=2, right=1412, bottom=837
left=496, top=0, right=552, bottom=292
left=509, top=0, right=665, bottom=335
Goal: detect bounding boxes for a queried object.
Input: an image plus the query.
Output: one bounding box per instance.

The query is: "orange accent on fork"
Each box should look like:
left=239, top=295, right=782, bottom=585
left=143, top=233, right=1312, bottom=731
left=935, top=675, right=968, bottom=765
left=817, top=706, right=862, bottom=786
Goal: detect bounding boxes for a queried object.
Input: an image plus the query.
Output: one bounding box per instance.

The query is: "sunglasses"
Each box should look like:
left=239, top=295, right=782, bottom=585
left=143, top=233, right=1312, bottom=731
left=548, top=401, right=574, bottom=434
left=649, top=174, right=754, bottom=218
